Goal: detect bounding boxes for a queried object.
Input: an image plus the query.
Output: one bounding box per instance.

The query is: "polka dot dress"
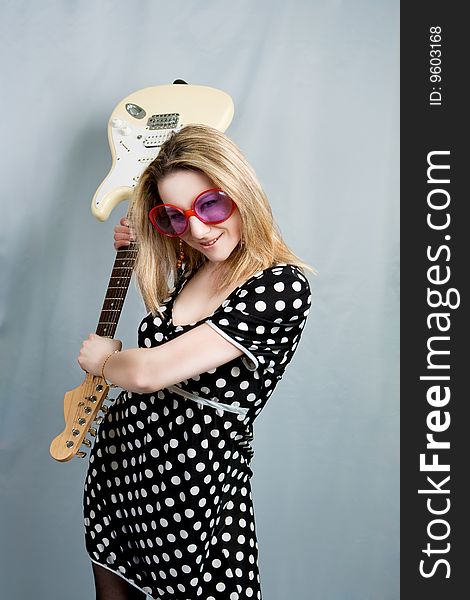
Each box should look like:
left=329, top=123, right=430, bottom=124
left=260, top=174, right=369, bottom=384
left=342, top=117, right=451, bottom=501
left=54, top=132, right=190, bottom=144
left=83, top=263, right=312, bottom=599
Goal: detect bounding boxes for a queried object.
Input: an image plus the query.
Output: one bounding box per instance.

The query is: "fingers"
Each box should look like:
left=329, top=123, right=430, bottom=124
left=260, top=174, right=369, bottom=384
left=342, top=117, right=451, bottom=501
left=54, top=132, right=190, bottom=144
left=114, top=217, right=136, bottom=250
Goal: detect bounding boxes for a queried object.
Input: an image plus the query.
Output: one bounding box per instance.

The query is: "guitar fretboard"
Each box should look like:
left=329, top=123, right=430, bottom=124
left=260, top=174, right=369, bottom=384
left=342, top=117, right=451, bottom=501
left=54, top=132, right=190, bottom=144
left=96, top=242, right=138, bottom=338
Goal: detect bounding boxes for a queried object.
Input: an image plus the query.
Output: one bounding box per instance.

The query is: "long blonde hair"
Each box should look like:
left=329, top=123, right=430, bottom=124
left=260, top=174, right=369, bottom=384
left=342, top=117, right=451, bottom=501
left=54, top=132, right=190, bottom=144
left=128, top=124, right=316, bottom=317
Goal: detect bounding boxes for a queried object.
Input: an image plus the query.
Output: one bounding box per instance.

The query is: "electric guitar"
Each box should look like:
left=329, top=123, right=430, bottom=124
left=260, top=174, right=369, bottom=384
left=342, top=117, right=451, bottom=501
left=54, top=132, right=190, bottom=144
left=49, top=81, right=234, bottom=462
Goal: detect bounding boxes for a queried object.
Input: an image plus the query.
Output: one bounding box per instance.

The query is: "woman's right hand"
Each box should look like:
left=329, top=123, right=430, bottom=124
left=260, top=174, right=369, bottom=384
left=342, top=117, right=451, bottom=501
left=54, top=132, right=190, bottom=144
left=114, top=217, right=136, bottom=250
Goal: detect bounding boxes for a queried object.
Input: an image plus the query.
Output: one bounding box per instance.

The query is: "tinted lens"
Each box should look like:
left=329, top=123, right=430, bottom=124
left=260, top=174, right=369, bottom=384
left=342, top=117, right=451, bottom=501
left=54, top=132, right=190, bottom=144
left=153, top=205, right=186, bottom=235
left=195, top=190, right=233, bottom=222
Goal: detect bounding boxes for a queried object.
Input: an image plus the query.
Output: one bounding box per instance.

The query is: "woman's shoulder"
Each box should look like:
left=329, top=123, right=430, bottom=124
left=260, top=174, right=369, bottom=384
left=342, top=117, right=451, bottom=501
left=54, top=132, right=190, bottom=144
left=242, top=263, right=310, bottom=293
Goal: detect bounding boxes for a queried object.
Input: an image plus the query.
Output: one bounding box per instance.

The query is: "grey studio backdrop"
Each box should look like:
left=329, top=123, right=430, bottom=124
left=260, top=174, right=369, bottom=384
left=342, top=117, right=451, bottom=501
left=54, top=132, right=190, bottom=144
left=0, top=1, right=399, bottom=599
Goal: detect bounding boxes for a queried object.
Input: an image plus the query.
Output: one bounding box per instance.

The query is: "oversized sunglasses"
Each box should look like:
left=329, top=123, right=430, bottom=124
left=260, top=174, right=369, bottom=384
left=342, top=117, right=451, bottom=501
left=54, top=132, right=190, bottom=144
left=149, top=188, right=236, bottom=237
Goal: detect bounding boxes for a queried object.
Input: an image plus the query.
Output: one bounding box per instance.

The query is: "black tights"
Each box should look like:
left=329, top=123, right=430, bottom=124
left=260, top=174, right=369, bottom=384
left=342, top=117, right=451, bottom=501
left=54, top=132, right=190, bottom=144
left=91, top=562, right=147, bottom=600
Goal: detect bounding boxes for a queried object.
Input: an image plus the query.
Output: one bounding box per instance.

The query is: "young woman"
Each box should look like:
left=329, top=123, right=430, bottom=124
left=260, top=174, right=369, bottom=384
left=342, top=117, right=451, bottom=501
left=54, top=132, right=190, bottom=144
left=78, top=124, right=315, bottom=600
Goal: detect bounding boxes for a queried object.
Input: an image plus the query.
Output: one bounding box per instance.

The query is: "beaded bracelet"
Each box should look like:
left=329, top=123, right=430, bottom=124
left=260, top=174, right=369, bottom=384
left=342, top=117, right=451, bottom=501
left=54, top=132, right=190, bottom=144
left=101, top=350, right=120, bottom=387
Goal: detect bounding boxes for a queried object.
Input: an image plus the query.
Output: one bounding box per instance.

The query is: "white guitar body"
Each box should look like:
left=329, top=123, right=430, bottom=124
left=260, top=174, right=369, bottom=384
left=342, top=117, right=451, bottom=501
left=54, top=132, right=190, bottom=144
left=91, top=83, right=235, bottom=221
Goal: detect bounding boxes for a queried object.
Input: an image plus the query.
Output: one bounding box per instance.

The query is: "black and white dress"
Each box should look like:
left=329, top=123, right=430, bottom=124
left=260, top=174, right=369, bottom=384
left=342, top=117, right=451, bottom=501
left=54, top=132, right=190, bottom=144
left=83, top=263, right=312, bottom=600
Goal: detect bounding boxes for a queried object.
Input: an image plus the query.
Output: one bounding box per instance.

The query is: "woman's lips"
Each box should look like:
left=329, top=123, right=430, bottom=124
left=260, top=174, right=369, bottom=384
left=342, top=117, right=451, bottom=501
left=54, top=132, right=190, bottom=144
left=200, top=233, right=222, bottom=248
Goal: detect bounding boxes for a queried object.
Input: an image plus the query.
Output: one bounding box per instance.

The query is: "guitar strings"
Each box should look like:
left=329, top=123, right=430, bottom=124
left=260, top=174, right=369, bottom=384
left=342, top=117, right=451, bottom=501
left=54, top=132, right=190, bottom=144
left=99, top=242, right=138, bottom=336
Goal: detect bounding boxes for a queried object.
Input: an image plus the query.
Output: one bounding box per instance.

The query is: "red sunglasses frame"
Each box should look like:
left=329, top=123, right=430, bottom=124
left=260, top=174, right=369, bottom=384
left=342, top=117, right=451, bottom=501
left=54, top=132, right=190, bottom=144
left=148, top=188, right=236, bottom=237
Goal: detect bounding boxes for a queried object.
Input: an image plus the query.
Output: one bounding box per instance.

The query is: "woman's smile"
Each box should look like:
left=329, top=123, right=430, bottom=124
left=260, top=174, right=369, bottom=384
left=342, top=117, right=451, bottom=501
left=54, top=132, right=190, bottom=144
left=199, top=233, right=223, bottom=248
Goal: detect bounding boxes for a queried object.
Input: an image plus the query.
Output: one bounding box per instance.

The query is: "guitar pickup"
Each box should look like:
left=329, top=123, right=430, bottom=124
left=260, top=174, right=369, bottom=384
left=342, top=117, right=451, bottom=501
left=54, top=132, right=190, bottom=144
left=143, top=132, right=173, bottom=148
left=147, top=113, right=179, bottom=130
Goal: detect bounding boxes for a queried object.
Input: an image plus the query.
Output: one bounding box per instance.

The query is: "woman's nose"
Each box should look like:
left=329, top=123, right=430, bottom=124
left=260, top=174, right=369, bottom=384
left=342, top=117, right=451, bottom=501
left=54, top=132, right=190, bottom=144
left=188, top=215, right=211, bottom=237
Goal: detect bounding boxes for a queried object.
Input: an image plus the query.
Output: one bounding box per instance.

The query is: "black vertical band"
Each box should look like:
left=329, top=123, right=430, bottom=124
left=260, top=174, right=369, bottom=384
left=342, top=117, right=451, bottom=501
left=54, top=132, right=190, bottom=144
left=401, top=4, right=467, bottom=598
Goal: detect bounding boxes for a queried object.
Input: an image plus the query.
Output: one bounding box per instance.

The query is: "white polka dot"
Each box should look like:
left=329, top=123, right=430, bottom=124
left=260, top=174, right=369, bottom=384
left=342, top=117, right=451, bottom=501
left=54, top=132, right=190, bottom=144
left=274, top=282, right=284, bottom=292
left=255, top=301, right=266, bottom=312
left=237, top=322, right=248, bottom=331
left=275, top=300, right=285, bottom=311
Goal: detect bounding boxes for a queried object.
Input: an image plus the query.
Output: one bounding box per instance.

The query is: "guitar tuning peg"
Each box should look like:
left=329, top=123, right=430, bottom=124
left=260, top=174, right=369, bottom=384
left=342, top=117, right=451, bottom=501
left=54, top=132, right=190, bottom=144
left=100, top=404, right=109, bottom=414
left=82, top=438, right=92, bottom=448
left=88, top=427, right=97, bottom=437
left=94, top=416, right=104, bottom=425
left=76, top=451, right=87, bottom=458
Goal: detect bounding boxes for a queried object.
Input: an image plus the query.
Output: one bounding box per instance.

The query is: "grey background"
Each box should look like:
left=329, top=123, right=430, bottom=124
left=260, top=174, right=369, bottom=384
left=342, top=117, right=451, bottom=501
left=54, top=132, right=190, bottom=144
left=0, top=1, right=399, bottom=599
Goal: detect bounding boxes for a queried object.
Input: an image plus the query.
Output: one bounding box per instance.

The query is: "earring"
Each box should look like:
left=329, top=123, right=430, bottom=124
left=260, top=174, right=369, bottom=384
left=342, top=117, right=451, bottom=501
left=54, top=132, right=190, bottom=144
left=177, top=238, right=185, bottom=269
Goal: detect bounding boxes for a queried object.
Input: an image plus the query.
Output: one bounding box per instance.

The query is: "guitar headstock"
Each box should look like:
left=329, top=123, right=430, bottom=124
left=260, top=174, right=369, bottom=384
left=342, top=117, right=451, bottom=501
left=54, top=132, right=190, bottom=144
left=49, top=373, right=112, bottom=462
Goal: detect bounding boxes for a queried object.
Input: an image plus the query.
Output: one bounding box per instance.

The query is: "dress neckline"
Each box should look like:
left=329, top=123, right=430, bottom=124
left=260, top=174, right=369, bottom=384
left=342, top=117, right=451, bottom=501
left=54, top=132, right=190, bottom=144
left=169, top=264, right=283, bottom=329
left=169, top=268, right=229, bottom=329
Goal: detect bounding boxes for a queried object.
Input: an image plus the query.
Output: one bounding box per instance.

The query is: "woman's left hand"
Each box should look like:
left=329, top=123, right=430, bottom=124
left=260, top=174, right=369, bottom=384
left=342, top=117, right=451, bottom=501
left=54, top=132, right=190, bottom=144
left=78, top=333, right=122, bottom=376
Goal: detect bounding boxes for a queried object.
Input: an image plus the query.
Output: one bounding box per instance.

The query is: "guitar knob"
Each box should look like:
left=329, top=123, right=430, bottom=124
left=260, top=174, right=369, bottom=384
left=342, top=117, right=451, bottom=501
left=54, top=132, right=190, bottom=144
left=82, top=438, right=92, bottom=448
left=76, top=451, right=87, bottom=459
left=88, top=427, right=97, bottom=437
left=119, top=126, right=132, bottom=136
left=111, top=117, right=123, bottom=128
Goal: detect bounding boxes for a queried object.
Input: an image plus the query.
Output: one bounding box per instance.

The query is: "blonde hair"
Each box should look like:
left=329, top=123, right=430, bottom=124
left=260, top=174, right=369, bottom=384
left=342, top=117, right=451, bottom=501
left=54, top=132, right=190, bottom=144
left=128, top=124, right=316, bottom=317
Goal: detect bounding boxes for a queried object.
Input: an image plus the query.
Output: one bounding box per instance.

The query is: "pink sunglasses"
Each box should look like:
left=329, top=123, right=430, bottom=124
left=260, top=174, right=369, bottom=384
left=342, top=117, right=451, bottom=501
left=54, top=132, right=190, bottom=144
left=149, top=188, right=236, bottom=237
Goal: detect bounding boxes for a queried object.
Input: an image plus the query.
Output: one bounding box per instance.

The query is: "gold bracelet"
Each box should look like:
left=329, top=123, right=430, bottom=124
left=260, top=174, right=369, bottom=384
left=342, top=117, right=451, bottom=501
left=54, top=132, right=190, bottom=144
left=101, top=350, right=120, bottom=387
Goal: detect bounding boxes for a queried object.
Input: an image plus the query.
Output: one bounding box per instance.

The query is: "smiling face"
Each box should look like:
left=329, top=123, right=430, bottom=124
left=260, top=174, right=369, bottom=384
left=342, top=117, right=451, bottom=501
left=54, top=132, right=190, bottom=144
left=157, top=169, right=242, bottom=266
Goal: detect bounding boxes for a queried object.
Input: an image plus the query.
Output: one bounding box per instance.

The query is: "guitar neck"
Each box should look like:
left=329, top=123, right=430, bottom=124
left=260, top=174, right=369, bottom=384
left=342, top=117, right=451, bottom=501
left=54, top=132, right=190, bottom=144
left=96, top=242, right=137, bottom=338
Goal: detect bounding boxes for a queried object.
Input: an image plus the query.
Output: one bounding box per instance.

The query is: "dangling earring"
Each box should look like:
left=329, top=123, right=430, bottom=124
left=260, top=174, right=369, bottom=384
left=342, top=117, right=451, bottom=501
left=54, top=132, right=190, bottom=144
left=177, top=238, right=185, bottom=269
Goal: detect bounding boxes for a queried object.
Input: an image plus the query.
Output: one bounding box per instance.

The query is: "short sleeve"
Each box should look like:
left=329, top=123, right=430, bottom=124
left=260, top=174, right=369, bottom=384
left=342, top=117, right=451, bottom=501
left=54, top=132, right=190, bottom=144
left=205, top=264, right=312, bottom=373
